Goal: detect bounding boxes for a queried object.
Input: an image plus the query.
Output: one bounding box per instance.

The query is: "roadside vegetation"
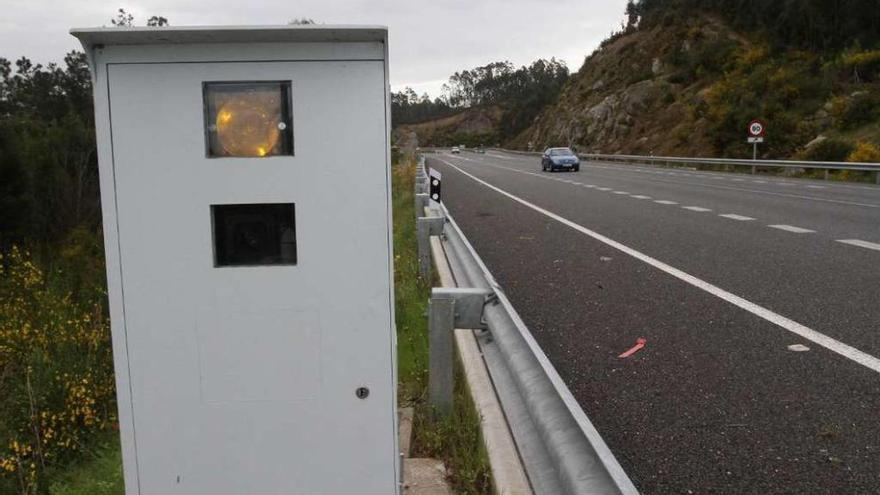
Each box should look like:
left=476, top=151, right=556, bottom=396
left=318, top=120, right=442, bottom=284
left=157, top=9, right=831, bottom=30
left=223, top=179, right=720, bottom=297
left=392, top=152, right=492, bottom=494
left=392, top=58, right=570, bottom=147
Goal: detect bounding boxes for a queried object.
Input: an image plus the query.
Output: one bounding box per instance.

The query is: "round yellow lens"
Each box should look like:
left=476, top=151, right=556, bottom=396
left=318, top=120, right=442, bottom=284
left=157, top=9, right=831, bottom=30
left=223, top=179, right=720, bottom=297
left=215, top=95, right=281, bottom=157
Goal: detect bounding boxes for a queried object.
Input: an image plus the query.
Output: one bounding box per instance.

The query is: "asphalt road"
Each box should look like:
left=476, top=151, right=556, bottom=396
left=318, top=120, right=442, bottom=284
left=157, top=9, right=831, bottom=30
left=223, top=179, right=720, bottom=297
left=427, top=151, right=880, bottom=494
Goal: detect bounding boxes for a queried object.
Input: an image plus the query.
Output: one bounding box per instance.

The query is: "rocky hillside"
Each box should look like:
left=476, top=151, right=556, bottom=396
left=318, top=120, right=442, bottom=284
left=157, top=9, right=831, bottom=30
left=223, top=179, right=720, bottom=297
left=513, top=15, right=880, bottom=161
left=393, top=106, right=502, bottom=149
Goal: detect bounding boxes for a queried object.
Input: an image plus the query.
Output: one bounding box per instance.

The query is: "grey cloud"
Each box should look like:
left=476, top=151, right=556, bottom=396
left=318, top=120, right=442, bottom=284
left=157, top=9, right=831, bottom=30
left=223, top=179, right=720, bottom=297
left=1, top=0, right=627, bottom=96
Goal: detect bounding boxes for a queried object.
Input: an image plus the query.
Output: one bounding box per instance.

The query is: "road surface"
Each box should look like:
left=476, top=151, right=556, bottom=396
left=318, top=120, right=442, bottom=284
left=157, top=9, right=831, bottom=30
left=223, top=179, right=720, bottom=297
left=427, top=150, right=880, bottom=494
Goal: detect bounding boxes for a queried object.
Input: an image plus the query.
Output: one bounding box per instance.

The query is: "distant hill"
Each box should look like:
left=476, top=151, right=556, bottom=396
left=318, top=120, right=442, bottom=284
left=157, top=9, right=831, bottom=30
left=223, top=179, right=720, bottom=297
left=399, top=2, right=880, bottom=163
left=393, top=106, right=503, bottom=149
left=515, top=2, right=880, bottom=161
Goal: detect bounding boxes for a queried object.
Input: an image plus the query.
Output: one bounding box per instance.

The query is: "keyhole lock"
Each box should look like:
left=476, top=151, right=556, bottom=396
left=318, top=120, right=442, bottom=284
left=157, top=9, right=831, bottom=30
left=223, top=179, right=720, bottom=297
left=356, top=387, right=370, bottom=399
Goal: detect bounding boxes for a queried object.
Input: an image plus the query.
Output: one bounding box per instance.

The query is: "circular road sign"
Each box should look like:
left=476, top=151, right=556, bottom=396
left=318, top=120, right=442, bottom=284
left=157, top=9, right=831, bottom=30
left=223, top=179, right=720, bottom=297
left=748, top=120, right=766, bottom=137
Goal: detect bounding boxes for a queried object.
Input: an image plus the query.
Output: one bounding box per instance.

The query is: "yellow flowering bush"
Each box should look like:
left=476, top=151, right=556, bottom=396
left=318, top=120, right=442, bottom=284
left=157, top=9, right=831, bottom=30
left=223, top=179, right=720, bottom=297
left=847, top=141, right=880, bottom=163
left=0, top=247, right=116, bottom=494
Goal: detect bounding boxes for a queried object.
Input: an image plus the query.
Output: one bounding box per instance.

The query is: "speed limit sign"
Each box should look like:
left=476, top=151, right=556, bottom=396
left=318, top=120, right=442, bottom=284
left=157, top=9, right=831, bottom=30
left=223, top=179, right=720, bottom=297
left=748, top=120, right=766, bottom=138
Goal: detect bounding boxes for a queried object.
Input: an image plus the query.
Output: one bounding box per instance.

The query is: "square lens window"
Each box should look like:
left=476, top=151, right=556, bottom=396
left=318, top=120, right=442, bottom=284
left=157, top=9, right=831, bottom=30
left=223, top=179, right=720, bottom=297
left=204, top=82, right=293, bottom=158
left=212, top=204, right=297, bottom=267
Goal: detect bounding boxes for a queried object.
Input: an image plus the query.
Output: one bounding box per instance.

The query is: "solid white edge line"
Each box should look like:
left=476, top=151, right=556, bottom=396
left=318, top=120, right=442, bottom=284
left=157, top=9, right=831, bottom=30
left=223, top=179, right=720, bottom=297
left=437, top=158, right=880, bottom=375
left=837, top=239, right=880, bottom=252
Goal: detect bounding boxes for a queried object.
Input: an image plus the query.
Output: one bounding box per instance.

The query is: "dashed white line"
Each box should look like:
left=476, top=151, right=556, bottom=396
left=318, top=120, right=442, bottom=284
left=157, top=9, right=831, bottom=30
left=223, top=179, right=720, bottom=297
left=438, top=158, right=880, bottom=376
left=654, top=200, right=679, bottom=205
left=631, top=195, right=653, bottom=200
left=768, top=225, right=816, bottom=234
left=597, top=187, right=613, bottom=191
left=837, top=239, right=880, bottom=252
left=683, top=206, right=712, bottom=212
left=719, top=214, right=756, bottom=221
left=613, top=191, right=630, bottom=195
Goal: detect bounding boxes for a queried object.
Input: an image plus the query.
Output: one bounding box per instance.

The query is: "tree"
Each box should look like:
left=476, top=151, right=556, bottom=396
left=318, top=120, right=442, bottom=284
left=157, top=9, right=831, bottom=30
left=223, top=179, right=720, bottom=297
left=625, top=0, right=641, bottom=31
left=435, top=58, right=569, bottom=138
left=147, top=16, right=169, bottom=27
left=0, top=51, right=99, bottom=246
left=110, top=8, right=134, bottom=27
left=634, top=0, right=880, bottom=51
left=111, top=8, right=170, bottom=28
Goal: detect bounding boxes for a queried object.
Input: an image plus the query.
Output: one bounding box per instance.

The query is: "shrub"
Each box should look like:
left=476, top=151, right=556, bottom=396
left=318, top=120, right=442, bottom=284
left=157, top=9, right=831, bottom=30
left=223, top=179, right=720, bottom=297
left=801, top=138, right=856, bottom=162
left=0, top=247, right=116, bottom=494
left=847, top=141, right=880, bottom=163
left=836, top=94, right=880, bottom=129
left=841, top=49, right=880, bottom=82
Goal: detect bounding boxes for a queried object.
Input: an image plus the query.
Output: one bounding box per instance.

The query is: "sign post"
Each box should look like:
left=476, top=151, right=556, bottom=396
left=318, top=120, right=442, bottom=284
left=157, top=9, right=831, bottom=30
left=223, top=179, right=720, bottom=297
left=747, top=119, right=766, bottom=161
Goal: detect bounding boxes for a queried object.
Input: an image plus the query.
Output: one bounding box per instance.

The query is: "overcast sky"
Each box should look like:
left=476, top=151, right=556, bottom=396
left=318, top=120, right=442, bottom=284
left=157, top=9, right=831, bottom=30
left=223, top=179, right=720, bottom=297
left=1, top=0, right=629, bottom=97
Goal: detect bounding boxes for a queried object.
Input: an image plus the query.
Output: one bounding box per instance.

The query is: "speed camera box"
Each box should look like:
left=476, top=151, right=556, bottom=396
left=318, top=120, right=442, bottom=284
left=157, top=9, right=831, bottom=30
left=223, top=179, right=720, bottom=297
left=71, top=26, right=398, bottom=494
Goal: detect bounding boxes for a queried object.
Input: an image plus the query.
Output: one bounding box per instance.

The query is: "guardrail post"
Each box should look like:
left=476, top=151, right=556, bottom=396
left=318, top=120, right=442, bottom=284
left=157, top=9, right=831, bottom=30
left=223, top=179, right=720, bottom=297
left=414, top=193, right=429, bottom=219
left=428, top=294, right=455, bottom=416
left=751, top=165, right=757, bottom=175
left=876, top=171, right=880, bottom=185
left=428, top=288, right=491, bottom=416
left=824, top=169, right=830, bottom=181
left=417, top=217, right=444, bottom=279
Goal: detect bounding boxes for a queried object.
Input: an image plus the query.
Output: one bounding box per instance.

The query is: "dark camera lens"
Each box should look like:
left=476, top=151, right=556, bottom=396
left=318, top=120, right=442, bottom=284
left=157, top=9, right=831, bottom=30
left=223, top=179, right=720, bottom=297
left=212, top=204, right=296, bottom=267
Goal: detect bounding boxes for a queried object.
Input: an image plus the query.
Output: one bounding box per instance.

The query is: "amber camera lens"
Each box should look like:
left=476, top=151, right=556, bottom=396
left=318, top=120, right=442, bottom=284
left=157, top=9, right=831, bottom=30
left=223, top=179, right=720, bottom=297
left=205, top=82, right=292, bottom=158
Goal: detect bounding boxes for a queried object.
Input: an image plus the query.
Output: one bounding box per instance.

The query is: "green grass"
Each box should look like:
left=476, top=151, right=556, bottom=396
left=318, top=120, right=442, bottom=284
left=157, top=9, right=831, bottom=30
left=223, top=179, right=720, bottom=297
left=392, top=154, right=431, bottom=399
left=392, top=154, right=492, bottom=494
left=46, top=439, right=124, bottom=495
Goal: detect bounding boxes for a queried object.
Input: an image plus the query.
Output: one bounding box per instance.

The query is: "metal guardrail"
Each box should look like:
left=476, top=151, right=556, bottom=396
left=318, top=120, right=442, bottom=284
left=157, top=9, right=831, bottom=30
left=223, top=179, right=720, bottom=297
left=414, top=157, right=639, bottom=495
left=486, top=148, right=880, bottom=184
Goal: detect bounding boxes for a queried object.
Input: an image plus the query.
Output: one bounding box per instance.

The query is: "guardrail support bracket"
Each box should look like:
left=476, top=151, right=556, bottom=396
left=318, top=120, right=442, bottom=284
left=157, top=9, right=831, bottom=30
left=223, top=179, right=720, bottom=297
left=429, top=288, right=492, bottom=416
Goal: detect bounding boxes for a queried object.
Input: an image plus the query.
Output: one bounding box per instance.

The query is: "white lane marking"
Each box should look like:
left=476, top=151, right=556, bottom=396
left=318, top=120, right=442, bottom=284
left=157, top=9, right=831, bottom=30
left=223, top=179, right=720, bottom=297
left=788, top=344, right=811, bottom=352
left=613, top=191, right=630, bottom=195
left=683, top=206, right=712, bottom=212
left=484, top=158, right=880, bottom=209
left=597, top=187, right=613, bottom=191
left=437, top=158, right=880, bottom=375
left=806, top=185, right=826, bottom=189
left=837, top=239, right=880, bottom=252
left=753, top=180, right=767, bottom=184
left=768, top=225, right=816, bottom=234
left=654, top=200, right=679, bottom=205
left=631, top=195, right=652, bottom=200
left=719, top=214, right=756, bottom=221
left=492, top=151, right=874, bottom=191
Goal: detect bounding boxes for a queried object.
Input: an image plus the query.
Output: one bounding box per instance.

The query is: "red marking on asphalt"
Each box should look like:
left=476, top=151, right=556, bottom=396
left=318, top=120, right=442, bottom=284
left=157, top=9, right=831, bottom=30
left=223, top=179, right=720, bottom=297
left=619, top=338, right=647, bottom=358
